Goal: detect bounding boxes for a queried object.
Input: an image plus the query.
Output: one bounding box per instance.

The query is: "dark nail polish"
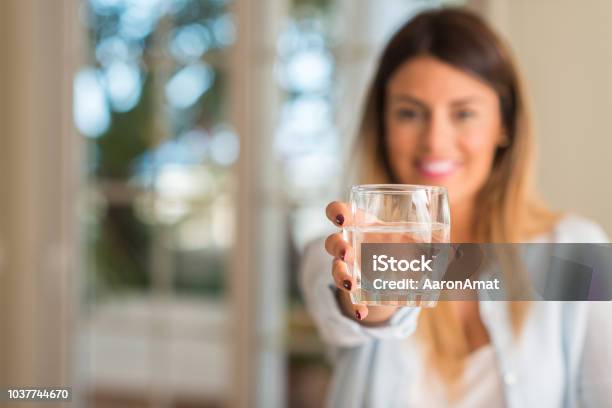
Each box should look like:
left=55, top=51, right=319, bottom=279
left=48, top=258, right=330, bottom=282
left=335, top=214, right=344, bottom=226
left=355, top=310, right=362, bottom=320
left=340, top=250, right=346, bottom=261
left=343, top=280, right=352, bottom=291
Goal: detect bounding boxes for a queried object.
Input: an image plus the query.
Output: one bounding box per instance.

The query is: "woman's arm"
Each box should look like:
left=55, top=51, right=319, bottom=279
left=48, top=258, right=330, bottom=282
left=555, top=215, right=611, bottom=406
left=577, top=302, right=612, bottom=407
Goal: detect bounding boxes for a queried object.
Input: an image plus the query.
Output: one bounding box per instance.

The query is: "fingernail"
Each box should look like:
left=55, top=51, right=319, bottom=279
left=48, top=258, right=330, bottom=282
left=335, top=214, right=344, bottom=226
left=355, top=310, right=362, bottom=320
left=342, top=280, right=352, bottom=291
left=340, top=250, right=346, bottom=261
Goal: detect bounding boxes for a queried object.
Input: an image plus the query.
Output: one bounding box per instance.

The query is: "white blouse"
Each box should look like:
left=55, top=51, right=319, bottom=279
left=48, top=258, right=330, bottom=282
left=407, top=343, right=504, bottom=408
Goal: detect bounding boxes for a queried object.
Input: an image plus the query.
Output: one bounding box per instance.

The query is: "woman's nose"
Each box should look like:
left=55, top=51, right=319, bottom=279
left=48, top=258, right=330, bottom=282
left=421, top=112, right=452, bottom=153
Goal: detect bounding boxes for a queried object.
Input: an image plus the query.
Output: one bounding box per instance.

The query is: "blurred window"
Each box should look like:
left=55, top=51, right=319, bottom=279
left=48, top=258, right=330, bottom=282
left=77, top=0, right=236, bottom=405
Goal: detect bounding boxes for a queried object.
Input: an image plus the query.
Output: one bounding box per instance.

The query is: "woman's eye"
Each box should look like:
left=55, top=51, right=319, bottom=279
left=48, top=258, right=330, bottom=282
left=396, top=109, right=422, bottom=120
left=455, top=109, right=475, bottom=120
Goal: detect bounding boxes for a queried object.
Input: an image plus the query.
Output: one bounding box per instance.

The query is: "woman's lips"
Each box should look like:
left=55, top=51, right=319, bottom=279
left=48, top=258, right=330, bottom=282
left=415, top=159, right=459, bottom=178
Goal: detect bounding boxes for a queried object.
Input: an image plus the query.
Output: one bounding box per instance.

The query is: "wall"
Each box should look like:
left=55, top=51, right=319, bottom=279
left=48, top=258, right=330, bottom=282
left=482, top=0, right=612, bottom=235
left=0, top=1, right=77, bottom=405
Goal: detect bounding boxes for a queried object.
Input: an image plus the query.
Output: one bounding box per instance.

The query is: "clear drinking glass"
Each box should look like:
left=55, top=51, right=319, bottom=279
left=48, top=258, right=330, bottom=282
left=343, top=184, right=451, bottom=307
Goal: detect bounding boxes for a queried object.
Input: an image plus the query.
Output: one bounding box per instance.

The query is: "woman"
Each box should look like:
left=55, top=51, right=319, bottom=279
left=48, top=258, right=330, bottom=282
left=300, top=8, right=611, bottom=407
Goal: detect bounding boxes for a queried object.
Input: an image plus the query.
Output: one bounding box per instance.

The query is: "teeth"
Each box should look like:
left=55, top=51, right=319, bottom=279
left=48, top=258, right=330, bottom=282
left=421, top=161, right=455, bottom=174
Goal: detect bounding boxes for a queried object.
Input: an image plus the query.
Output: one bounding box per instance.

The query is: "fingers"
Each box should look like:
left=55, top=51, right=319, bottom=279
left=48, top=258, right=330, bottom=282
left=332, top=258, right=354, bottom=291
left=332, top=258, right=369, bottom=321
left=327, top=234, right=355, bottom=299
left=326, top=201, right=382, bottom=228
left=326, top=201, right=351, bottom=227
left=352, top=303, right=369, bottom=321
left=324, top=232, right=352, bottom=261
left=326, top=200, right=368, bottom=321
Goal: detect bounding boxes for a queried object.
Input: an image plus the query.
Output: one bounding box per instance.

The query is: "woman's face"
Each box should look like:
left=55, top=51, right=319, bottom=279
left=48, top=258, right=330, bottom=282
left=385, top=55, right=505, bottom=207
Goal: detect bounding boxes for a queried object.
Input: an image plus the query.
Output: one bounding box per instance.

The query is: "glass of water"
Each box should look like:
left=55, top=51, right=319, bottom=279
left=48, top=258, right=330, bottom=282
left=343, top=184, right=451, bottom=307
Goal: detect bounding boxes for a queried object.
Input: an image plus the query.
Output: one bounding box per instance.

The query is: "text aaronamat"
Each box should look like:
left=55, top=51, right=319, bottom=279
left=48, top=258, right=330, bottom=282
left=372, top=278, right=501, bottom=291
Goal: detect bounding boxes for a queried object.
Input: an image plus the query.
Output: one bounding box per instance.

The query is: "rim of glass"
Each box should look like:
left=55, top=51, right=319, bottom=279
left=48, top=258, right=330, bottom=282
left=350, top=184, right=448, bottom=195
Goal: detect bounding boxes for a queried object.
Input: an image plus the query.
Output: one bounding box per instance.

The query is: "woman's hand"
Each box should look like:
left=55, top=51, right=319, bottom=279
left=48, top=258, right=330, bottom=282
left=325, top=201, right=400, bottom=325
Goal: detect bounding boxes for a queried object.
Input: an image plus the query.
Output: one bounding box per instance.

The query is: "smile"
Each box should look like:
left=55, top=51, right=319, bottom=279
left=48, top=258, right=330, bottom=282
left=415, top=159, right=459, bottom=178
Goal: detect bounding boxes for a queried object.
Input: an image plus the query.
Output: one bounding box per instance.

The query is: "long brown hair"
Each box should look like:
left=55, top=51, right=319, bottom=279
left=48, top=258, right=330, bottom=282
left=352, top=7, right=559, bottom=394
